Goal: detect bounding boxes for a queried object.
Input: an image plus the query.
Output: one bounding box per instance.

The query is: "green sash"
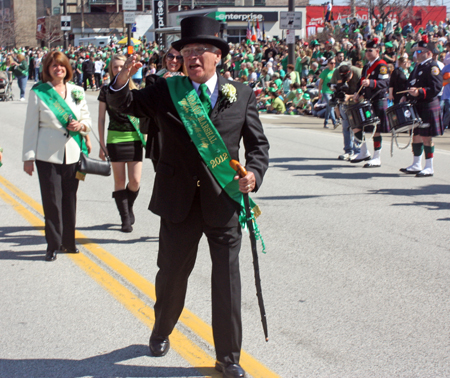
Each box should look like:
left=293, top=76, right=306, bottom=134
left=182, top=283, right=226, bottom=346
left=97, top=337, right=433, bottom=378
left=166, top=76, right=265, bottom=251
left=127, top=115, right=147, bottom=148
left=32, top=82, right=88, bottom=155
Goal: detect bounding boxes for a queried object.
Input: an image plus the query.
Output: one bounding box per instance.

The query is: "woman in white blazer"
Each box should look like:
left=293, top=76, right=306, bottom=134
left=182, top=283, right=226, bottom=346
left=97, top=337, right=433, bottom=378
left=22, top=51, right=91, bottom=261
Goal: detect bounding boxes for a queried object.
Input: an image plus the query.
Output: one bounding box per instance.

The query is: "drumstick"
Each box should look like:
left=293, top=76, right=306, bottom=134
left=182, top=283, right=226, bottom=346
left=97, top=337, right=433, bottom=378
left=357, top=85, right=364, bottom=95
left=396, top=88, right=423, bottom=95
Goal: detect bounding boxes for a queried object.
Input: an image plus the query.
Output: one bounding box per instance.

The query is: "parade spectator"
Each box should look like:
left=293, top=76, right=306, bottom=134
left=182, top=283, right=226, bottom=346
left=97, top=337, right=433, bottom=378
left=98, top=54, right=143, bottom=233
left=319, top=58, right=337, bottom=128
left=267, top=88, right=286, bottom=113
left=11, top=54, right=28, bottom=101
left=94, top=55, right=105, bottom=90
left=22, top=51, right=91, bottom=261
left=389, top=57, right=410, bottom=104
left=82, top=54, right=95, bottom=91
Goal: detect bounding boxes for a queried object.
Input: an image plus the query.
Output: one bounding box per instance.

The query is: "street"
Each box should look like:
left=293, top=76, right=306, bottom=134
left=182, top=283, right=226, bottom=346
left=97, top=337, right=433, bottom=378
left=1, top=81, right=450, bottom=377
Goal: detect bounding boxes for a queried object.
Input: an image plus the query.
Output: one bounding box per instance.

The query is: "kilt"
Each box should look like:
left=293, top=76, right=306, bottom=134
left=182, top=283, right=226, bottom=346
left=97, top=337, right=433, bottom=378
left=107, top=141, right=143, bottom=162
left=373, top=98, right=390, bottom=133
left=414, top=98, right=444, bottom=137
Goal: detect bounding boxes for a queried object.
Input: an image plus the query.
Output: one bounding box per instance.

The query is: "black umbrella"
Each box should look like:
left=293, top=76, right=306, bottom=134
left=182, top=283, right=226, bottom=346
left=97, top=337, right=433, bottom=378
left=230, top=159, right=269, bottom=342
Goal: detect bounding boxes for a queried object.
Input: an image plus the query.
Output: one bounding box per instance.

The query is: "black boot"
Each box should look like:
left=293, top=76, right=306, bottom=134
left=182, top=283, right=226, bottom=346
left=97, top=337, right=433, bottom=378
left=112, top=190, right=133, bottom=233
left=126, top=186, right=139, bottom=225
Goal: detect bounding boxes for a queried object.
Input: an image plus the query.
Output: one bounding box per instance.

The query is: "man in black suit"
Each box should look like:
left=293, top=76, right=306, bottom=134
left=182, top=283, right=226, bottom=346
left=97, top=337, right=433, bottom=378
left=108, top=16, right=269, bottom=378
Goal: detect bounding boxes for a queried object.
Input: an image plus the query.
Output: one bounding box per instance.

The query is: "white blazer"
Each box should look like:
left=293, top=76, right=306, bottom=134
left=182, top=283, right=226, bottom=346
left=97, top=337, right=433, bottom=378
left=22, top=82, right=91, bottom=165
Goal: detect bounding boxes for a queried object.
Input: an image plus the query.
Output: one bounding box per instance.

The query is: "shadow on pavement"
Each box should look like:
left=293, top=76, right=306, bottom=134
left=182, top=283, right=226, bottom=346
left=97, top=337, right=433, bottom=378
left=392, top=201, right=450, bottom=211
left=269, top=157, right=337, bottom=163
left=256, top=195, right=322, bottom=201
left=369, top=184, right=450, bottom=196
left=0, top=344, right=218, bottom=378
left=299, top=172, right=401, bottom=179
left=0, top=226, right=45, bottom=260
left=76, top=235, right=158, bottom=246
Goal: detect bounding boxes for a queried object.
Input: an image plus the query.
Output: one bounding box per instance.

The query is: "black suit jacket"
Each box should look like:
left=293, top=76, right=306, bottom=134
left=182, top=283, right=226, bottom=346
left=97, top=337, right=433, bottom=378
left=107, top=74, right=270, bottom=227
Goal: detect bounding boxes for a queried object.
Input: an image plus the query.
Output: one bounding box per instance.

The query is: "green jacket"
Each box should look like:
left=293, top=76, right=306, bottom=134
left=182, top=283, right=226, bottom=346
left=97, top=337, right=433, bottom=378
left=13, top=60, right=28, bottom=77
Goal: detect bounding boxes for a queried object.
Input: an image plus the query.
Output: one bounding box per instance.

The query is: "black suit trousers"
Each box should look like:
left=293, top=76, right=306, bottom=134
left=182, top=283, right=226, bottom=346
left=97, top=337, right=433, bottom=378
left=36, top=160, right=79, bottom=252
left=153, top=193, right=243, bottom=365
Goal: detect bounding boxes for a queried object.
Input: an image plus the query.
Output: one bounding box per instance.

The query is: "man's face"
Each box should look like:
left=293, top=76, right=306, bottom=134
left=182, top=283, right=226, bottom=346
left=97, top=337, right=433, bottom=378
left=182, top=43, right=221, bottom=84
left=365, top=47, right=379, bottom=61
left=336, top=53, right=344, bottom=63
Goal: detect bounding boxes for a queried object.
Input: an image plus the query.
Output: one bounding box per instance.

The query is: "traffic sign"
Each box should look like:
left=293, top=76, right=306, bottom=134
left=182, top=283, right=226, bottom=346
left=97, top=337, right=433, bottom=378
left=122, top=0, right=137, bottom=10
left=61, top=15, right=71, bottom=31
left=280, top=11, right=302, bottom=30
left=124, top=12, right=136, bottom=24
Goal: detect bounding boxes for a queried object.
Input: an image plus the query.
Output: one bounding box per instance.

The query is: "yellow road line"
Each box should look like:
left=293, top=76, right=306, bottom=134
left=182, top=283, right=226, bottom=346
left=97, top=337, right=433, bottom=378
left=0, top=175, right=281, bottom=378
left=0, top=184, right=219, bottom=378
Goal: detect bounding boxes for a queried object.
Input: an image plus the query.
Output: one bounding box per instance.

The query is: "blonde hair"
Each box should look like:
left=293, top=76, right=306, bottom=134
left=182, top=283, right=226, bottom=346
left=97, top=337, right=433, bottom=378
left=108, top=54, right=137, bottom=90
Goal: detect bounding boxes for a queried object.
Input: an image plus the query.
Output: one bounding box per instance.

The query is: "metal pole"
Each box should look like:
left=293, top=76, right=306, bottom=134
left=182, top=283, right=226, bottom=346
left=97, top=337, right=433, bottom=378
left=288, top=0, right=295, bottom=66
left=63, top=0, right=68, bottom=50
left=127, top=23, right=132, bottom=55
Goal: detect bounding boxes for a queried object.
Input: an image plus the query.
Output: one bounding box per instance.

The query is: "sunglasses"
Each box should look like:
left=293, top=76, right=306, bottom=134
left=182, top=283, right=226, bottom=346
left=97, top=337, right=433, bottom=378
left=167, top=53, right=183, bottom=61
left=366, top=49, right=374, bottom=53
left=416, top=50, right=423, bottom=54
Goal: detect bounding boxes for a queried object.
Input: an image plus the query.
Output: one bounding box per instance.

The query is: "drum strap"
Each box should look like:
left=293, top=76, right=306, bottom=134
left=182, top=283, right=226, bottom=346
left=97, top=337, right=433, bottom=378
left=362, top=59, right=387, bottom=82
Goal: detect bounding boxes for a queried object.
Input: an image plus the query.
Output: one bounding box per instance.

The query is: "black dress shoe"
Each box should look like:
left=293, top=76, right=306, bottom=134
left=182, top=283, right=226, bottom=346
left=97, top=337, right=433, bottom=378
left=60, top=245, right=80, bottom=254
left=45, top=250, right=57, bottom=261
left=215, top=361, right=246, bottom=378
left=149, top=335, right=170, bottom=357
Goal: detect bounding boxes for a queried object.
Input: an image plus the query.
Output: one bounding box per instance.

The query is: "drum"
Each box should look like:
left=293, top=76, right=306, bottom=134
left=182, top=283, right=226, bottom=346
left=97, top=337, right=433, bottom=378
left=345, top=101, right=380, bottom=130
left=386, top=102, right=422, bottom=133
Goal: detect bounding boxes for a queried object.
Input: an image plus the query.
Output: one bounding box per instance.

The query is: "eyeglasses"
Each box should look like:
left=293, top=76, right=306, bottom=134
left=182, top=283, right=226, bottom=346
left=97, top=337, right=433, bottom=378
left=167, top=53, right=183, bottom=61
left=180, top=46, right=215, bottom=57
left=329, top=61, right=336, bottom=65
left=366, top=49, right=374, bottom=53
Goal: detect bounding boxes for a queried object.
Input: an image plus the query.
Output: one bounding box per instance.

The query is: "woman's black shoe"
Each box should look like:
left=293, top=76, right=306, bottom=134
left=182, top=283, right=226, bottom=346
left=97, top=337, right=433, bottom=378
left=45, top=250, right=57, bottom=261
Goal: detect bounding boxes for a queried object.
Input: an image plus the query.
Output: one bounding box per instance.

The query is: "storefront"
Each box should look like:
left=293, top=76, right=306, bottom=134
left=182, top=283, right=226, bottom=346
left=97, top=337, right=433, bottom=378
left=168, top=7, right=307, bottom=44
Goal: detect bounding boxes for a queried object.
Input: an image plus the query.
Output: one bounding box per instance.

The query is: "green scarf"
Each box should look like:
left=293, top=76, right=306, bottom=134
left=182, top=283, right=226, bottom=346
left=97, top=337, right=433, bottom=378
left=165, top=76, right=265, bottom=251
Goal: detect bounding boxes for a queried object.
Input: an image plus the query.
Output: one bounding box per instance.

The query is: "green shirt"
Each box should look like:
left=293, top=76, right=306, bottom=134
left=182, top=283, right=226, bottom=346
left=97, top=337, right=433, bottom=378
left=271, top=97, right=286, bottom=113
left=319, top=67, right=335, bottom=94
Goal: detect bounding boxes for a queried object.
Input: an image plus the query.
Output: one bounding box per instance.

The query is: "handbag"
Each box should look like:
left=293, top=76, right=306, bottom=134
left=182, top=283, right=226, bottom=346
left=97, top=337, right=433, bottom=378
left=79, top=153, right=111, bottom=176
left=78, top=129, right=111, bottom=176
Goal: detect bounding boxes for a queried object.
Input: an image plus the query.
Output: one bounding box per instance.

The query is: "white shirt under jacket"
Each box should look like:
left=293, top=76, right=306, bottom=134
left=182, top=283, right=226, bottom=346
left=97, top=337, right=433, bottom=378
left=22, top=82, right=91, bottom=165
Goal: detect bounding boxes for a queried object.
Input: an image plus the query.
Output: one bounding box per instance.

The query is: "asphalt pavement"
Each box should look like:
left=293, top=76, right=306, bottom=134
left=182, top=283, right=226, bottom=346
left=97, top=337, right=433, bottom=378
left=1, top=81, right=450, bottom=378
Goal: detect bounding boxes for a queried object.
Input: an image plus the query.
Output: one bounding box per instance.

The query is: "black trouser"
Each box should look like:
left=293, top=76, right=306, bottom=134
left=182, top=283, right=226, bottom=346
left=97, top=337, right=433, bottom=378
left=153, top=195, right=242, bottom=365
left=83, top=73, right=94, bottom=91
left=94, top=73, right=102, bottom=88
left=36, top=160, right=79, bottom=252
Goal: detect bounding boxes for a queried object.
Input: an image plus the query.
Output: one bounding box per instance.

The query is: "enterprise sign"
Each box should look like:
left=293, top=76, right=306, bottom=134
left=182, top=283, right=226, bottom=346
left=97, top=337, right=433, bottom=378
left=223, top=12, right=278, bottom=22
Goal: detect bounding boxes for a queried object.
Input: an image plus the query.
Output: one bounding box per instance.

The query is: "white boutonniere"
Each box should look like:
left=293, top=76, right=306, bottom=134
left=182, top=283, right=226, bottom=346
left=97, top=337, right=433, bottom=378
left=72, top=87, right=84, bottom=104
left=221, top=83, right=237, bottom=103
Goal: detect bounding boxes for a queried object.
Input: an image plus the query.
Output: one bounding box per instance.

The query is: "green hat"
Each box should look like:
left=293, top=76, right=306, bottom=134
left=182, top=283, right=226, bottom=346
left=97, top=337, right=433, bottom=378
left=297, top=88, right=303, bottom=94
left=354, top=29, right=360, bottom=33
left=385, top=42, right=393, bottom=48
left=269, top=87, right=277, bottom=93
left=303, top=93, right=310, bottom=100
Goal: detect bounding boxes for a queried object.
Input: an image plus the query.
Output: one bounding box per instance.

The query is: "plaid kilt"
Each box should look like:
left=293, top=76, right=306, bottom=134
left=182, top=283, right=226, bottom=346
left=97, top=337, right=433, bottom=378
left=373, top=98, right=390, bottom=133
left=414, top=98, right=444, bottom=137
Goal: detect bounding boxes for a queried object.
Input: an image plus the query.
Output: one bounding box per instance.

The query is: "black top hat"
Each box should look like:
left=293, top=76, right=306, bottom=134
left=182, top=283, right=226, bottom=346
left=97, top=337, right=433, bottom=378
left=172, top=16, right=229, bottom=56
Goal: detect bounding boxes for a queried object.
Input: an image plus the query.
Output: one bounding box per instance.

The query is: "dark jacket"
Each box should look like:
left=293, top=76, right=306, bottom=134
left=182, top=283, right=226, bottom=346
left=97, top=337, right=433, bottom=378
left=360, top=58, right=389, bottom=101
left=108, top=74, right=270, bottom=227
left=407, top=58, right=443, bottom=103
left=82, top=60, right=95, bottom=75
left=389, top=67, right=408, bottom=104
